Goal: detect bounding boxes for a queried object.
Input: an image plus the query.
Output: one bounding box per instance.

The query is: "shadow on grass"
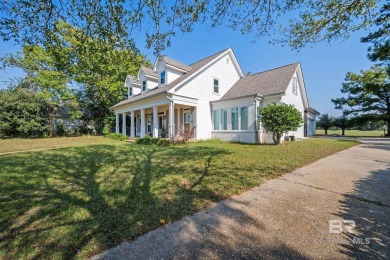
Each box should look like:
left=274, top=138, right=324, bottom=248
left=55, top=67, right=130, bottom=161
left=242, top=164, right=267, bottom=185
left=0, top=144, right=232, bottom=259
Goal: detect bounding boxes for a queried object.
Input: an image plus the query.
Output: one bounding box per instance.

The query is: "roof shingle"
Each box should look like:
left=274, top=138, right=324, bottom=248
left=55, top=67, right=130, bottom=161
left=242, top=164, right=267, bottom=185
left=221, top=63, right=299, bottom=100
left=162, top=56, right=192, bottom=71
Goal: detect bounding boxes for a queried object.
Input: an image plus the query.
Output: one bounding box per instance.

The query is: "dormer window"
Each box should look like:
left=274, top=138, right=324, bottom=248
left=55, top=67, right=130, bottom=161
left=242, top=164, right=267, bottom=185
left=142, top=80, right=146, bottom=92
left=160, top=71, right=166, bottom=85
left=128, top=86, right=132, bottom=97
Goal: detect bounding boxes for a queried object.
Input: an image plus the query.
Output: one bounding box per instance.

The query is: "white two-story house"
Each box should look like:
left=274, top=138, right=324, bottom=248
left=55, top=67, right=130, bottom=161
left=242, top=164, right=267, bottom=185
left=112, top=48, right=319, bottom=143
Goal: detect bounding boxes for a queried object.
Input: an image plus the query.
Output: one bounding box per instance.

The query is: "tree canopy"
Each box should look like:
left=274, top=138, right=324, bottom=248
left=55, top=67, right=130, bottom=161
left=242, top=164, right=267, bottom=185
left=0, top=0, right=382, bottom=54
left=1, top=22, right=150, bottom=133
left=317, top=113, right=335, bottom=135
left=332, top=66, right=390, bottom=136
left=259, top=102, right=303, bottom=144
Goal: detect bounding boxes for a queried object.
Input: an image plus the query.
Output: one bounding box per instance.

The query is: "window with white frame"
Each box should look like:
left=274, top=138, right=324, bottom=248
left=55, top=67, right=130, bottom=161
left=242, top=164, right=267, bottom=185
left=231, top=107, right=238, bottom=130
left=142, top=80, right=146, bottom=91
left=221, top=109, right=228, bottom=130
left=292, top=77, right=298, bottom=95
left=240, top=106, right=248, bottom=130
left=213, top=78, right=219, bottom=93
left=160, top=71, right=166, bottom=85
left=213, top=110, right=220, bottom=130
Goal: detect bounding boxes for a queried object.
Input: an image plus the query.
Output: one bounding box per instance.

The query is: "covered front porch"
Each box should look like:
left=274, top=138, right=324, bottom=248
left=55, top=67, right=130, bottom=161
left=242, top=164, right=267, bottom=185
left=115, top=102, right=197, bottom=139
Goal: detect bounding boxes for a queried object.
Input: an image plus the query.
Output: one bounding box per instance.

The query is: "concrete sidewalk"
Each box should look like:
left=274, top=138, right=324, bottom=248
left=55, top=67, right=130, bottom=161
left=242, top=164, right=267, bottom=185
left=93, top=141, right=390, bottom=259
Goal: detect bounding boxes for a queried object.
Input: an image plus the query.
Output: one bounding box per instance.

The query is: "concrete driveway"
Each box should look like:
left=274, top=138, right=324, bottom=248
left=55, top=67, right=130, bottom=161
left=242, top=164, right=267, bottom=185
left=93, top=139, right=390, bottom=259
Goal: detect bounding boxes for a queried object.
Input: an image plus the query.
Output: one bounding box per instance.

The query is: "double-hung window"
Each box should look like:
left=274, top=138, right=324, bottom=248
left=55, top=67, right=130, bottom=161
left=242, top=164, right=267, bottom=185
left=213, top=78, right=219, bottom=94
left=160, top=71, right=166, bottom=85
left=142, top=80, right=146, bottom=92
left=231, top=107, right=238, bottom=130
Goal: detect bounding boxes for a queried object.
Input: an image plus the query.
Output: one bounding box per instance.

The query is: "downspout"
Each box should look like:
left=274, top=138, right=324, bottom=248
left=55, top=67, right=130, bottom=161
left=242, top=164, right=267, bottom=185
left=165, top=92, right=175, bottom=139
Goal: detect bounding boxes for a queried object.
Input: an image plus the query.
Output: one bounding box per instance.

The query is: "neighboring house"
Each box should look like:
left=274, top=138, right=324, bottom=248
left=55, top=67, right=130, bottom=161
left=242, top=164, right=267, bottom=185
left=112, top=48, right=319, bottom=143
left=52, top=106, right=83, bottom=131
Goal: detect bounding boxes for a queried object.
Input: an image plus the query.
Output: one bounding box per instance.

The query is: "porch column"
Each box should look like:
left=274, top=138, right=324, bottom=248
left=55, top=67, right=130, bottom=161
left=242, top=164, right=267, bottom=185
left=176, top=107, right=180, bottom=134
left=115, top=114, right=119, bottom=134
left=140, top=108, right=146, bottom=137
left=168, top=101, right=175, bottom=138
left=122, top=112, right=127, bottom=136
left=130, top=110, right=135, bottom=138
left=152, top=106, right=158, bottom=138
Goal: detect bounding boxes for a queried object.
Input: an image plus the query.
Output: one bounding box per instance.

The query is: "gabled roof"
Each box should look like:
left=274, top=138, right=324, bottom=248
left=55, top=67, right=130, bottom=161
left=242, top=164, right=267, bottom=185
left=141, top=66, right=158, bottom=78
left=112, top=48, right=230, bottom=108
left=162, top=56, right=192, bottom=71
left=125, top=75, right=140, bottom=85
left=221, top=63, right=300, bottom=100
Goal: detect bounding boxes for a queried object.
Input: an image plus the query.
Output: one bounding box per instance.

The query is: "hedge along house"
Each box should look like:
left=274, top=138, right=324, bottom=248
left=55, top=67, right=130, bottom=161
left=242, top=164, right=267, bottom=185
left=112, top=48, right=319, bottom=143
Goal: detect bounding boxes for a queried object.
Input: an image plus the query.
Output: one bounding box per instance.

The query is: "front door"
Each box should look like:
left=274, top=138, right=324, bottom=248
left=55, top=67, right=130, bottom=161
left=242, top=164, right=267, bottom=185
left=147, top=114, right=152, bottom=135
left=183, top=110, right=190, bottom=133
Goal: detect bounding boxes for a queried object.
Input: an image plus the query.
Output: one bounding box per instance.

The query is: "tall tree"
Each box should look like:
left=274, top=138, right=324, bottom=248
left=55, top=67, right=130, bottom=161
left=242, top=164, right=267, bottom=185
left=0, top=45, right=73, bottom=135
left=317, top=114, right=335, bottom=135
left=332, top=66, right=390, bottom=136
left=0, top=0, right=381, bottom=55
left=47, top=22, right=150, bottom=132
left=361, top=2, right=390, bottom=64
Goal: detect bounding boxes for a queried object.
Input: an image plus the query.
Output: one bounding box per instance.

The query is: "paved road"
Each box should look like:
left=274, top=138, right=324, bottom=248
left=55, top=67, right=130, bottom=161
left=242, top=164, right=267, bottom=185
left=93, top=139, right=390, bottom=259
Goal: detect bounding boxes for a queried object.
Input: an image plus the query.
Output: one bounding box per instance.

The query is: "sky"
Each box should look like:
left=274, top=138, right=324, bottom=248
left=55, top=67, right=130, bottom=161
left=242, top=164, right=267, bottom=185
left=0, top=15, right=376, bottom=117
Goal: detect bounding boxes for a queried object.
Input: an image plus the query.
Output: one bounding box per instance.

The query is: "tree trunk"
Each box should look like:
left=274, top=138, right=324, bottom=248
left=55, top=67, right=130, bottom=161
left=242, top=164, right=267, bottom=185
left=387, top=119, right=390, bottom=137
left=325, top=129, right=328, bottom=135
left=341, top=128, right=345, bottom=136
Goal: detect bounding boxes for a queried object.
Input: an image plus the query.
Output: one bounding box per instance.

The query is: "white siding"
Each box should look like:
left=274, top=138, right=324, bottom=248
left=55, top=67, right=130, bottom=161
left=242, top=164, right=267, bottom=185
left=196, top=100, right=212, bottom=140
left=281, top=71, right=305, bottom=139
left=167, top=69, right=182, bottom=85
left=174, top=52, right=241, bottom=102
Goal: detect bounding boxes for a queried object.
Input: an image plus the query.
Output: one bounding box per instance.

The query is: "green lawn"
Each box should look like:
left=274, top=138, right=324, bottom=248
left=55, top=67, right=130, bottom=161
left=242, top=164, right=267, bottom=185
left=0, top=138, right=357, bottom=259
left=316, top=129, right=385, bottom=137
left=0, top=136, right=121, bottom=153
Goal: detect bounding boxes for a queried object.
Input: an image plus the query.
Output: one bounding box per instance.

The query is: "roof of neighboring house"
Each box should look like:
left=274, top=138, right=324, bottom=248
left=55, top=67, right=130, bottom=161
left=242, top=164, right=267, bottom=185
left=162, top=56, right=192, bottom=71
left=142, top=66, right=158, bottom=78
left=221, top=63, right=300, bottom=100
left=112, top=48, right=230, bottom=108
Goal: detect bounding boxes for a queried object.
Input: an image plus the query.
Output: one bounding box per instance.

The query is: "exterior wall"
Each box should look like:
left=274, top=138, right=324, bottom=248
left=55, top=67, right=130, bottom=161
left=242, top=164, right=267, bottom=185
left=167, top=68, right=183, bottom=85
left=196, top=100, right=212, bottom=140
left=174, top=52, right=241, bottom=102
left=139, top=70, right=158, bottom=92
left=211, top=96, right=257, bottom=143
left=306, top=111, right=317, bottom=136
left=280, top=71, right=305, bottom=139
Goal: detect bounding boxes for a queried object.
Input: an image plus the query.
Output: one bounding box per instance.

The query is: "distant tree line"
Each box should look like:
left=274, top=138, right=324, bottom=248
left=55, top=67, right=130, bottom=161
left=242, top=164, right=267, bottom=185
left=317, top=113, right=386, bottom=136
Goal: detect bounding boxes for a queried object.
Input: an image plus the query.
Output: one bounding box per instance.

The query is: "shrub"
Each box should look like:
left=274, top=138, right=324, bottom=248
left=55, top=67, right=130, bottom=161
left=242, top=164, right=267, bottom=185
left=105, top=133, right=127, bottom=141
left=135, top=135, right=170, bottom=146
